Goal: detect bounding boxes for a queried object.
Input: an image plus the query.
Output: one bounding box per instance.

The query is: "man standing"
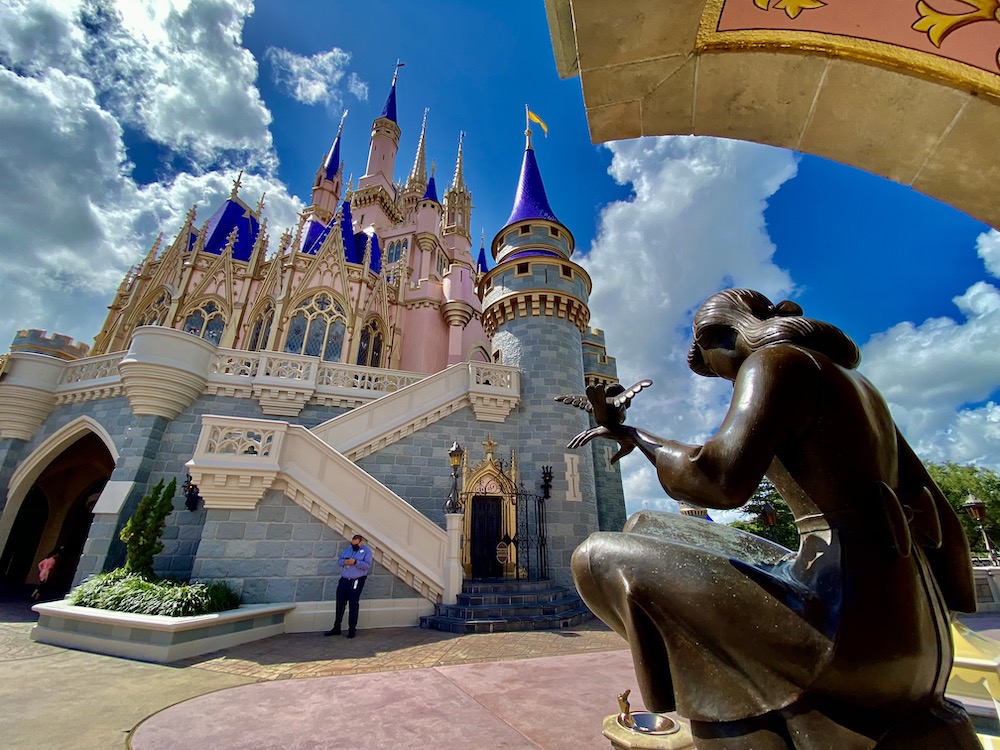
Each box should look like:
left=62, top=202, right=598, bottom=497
left=324, top=534, right=372, bottom=638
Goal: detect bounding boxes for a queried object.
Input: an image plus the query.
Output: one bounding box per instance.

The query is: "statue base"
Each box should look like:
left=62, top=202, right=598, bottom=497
left=602, top=712, right=696, bottom=749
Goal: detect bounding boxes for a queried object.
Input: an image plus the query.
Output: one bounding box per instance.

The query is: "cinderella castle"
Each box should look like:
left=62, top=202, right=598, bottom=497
left=0, top=73, right=625, bottom=633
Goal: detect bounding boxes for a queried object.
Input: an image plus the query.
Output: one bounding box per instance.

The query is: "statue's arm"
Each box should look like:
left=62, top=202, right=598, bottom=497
left=655, top=350, right=811, bottom=510
left=896, top=428, right=977, bottom=612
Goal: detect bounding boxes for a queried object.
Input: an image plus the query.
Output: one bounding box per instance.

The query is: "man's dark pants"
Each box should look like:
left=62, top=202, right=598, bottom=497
left=334, top=575, right=367, bottom=633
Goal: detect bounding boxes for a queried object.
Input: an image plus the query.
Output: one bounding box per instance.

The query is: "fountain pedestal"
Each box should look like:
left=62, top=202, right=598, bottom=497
left=602, top=712, right=695, bottom=749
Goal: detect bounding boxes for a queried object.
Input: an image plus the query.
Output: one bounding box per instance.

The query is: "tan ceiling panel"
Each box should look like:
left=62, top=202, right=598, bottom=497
left=693, top=51, right=826, bottom=148
left=588, top=101, right=643, bottom=143
left=638, top=56, right=699, bottom=138
left=914, top=97, right=1000, bottom=229
left=581, top=54, right=690, bottom=111
left=571, top=0, right=704, bottom=72
left=799, top=59, right=967, bottom=186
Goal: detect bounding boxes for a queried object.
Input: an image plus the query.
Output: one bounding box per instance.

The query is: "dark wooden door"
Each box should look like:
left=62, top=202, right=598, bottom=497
left=470, top=495, right=503, bottom=579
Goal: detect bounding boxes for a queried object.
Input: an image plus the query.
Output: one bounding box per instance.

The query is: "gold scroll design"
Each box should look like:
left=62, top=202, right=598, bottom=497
left=914, top=1, right=1000, bottom=69
left=753, top=0, right=827, bottom=20
left=697, top=0, right=1000, bottom=104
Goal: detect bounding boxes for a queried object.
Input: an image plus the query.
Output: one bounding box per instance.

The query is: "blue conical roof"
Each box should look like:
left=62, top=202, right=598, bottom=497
left=504, top=145, right=559, bottom=226
left=380, top=80, right=397, bottom=123
left=422, top=175, right=438, bottom=203
left=202, top=199, right=260, bottom=262
left=323, top=133, right=341, bottom=181
left=476, top=244, right=489, bottom=274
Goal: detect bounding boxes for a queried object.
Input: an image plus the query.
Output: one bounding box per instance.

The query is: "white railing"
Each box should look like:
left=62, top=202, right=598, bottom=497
left=58, top=353, right=126, bottom=385
left=188, top=415, right=448, bottom=601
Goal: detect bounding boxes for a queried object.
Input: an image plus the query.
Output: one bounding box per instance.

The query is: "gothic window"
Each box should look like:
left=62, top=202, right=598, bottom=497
left=247, top=303, right=274, bottom=351
left=356, top=319, right=384, bottom=368
left=183, top=301, right=226, bottom=345
left=283, top=293, right=348, bottom=362
left=436, top=251, right=447, bottom=278
left=385, top=239, right=408, bottom=265
left=136, top=292, right=170, bottom=327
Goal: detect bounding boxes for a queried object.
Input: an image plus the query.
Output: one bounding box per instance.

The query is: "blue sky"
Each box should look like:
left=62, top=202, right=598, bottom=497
left=2, top=0, right=999, bottom=514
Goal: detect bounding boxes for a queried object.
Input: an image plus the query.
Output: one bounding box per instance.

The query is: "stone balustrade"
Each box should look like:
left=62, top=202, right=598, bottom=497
left=187, top=415, right=450, bottom=602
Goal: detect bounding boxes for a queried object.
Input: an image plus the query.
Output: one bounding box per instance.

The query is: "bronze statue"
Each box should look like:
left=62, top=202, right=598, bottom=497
left=561, top=289, right=981, bottom=749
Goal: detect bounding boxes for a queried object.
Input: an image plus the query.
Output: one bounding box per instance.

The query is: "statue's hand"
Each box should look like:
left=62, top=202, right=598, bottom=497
left=567, top=426, right=637, bottom=464
left=567, top=425, right=610, bottom=449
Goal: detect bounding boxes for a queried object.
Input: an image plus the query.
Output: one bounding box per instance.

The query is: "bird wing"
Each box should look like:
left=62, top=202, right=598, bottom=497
left=554, top=394, right=593, bottom=412
left=611, top=379, right=653, bottom=409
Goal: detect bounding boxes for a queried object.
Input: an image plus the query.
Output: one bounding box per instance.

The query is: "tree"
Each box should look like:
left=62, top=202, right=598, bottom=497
left=729, top=478, right=799, bottom=550
left=119, top=478, right=177, bottom=578
left=925, top=462, right=1000, bottom=556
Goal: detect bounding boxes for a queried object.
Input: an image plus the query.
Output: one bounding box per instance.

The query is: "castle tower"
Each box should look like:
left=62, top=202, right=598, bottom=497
left=478, top=119, right=601, bottom=581
left=354, top=66, right=404, bottom=229
left=442, top=131, right=472, bottom=256
left=309, top=111, right=347, bottom=223
left=401, top=108, right=429, bottom=216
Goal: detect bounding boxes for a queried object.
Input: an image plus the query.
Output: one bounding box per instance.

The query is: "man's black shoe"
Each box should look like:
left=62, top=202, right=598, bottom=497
left=324, top=626, right=342, bottom=636
left=347, top=630, right=356, bottom=639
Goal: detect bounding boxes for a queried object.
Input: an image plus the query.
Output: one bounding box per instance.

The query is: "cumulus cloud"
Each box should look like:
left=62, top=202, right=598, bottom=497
left=861, top=271, right=1000, bottom=471
left=265, top=46, right=368, bottom=108
left=580, top=136, right=799, bottom=513
left=0, top=0, right=305, bottom=349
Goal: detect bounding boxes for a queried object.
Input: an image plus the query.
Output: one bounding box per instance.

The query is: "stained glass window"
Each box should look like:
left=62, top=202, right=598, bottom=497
left=247, top=304, right=274, bottom=351
left=283, top=293, right=348, bottom=362
left=182, top=300, right=225, bottom=344
left=356, top=319, right=384, bottom=368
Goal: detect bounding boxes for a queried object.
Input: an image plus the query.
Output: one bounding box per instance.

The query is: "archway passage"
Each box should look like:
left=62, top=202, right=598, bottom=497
left=546, top=0, right=1000, bottom=229
left=0, top=433, right=114, bottom=598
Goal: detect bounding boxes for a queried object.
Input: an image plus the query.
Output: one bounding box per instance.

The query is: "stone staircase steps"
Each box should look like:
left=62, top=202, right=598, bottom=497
left=420, top=580, right=593, bottom=634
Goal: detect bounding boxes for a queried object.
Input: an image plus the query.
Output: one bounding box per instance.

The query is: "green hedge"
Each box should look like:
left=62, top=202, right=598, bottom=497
left=69, top=569, right=240, bottom=617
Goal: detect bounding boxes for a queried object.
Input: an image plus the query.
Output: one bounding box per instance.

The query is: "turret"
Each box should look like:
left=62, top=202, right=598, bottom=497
left=443, top=131, right=472, bottom=253
left=478, top=114, right=608, bottom=578
left=310, top=110, right=347, bottom=221
left=353, top=64, right=405, bottom=229
left=358, top=66, right=402, bottom=198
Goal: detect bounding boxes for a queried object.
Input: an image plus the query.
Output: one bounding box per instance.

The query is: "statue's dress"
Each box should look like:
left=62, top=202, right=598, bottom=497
left=573, top=500, right=960, bottom=727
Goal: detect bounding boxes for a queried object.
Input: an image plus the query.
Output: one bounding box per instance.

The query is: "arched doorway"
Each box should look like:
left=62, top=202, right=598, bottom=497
left=0, top=432, right=114, bottom=597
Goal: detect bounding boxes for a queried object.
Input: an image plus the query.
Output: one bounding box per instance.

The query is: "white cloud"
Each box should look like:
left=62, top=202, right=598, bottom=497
left=265, top=46, right=368, bottom=108
left=581, top=136, right=799, bottom=515
left=977, top=229, right=1000, bottom=278
left=860, top=267, right=1000, bottom=471
left=0, top=0, right=305, bottom=349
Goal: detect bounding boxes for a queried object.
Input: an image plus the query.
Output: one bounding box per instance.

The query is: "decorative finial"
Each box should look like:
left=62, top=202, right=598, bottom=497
left=338, top=109, right=348, bottom=136
left=431, top=160, right=436, bottom=177
left=481, top=228, right=485, bottom=247
left=185, top=204, right=198, bottom=226
left=482, top=434, right=498, bottom=460
left=255, top=192, right=266, bottom=216
left=230, top=170, right=243, bottom=200
left=392, top=59, right=406, bottom=85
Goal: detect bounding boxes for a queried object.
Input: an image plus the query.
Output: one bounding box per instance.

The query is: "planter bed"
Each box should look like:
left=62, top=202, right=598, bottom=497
left=30, top=599, right=294, bottom=663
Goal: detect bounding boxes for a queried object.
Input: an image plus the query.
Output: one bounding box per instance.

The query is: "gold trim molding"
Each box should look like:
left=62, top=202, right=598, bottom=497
left=698, top=0, right=1000, bottom=104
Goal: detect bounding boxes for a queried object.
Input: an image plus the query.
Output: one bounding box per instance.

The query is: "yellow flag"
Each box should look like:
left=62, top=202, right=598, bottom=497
left=527, top=109, right=548, bottom=137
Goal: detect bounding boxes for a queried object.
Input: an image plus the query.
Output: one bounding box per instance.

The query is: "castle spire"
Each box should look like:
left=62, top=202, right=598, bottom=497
left=323, top=110, right=348, bottom=181
left=381, top=60, right=404, bottom=124
left=504, top=129, right=559, bottom=227
left=406, top=108, right=429, bottom=190
left=422, top=162, right=439, bottom=203
left=451, top=130, right=466, bottom=191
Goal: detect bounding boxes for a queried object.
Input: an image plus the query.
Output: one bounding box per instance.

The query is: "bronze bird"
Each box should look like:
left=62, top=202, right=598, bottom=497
left=556, top=380, right=652, bottom=462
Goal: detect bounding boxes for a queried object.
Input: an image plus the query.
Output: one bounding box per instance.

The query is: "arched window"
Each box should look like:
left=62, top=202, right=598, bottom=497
left=386, top=239, right=407, bottom=265
left=183, top=301, right=225, bottom=345
left=136, top=292, right=170, bottom=327
left=247, top=303, right=274, bottom=351
left=436, top=251, right=448, bottom=278
left=283, top=293, right=347, bottom=362
left=356, top=318, right=384, bottom=368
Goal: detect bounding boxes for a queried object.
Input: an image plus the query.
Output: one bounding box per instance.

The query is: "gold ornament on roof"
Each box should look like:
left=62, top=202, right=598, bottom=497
left=753, top=0, right=827, bottom=19
left=914, top=1, right=1000, bottom=50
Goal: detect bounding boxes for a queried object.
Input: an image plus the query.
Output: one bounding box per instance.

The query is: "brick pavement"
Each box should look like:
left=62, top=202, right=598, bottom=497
left=172, top=619, right=626, bottom=681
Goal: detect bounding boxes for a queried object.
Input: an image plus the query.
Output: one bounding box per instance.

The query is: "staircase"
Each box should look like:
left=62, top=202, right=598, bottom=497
left=420, top=579, right=593, bottom=633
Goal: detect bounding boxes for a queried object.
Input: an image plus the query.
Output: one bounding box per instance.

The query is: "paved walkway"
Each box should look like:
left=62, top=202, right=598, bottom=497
left=2, top=594, right=999, bottom=750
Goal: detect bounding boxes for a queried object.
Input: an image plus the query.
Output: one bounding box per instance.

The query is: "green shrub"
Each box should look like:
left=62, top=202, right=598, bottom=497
left=69, top=570, right=240, bottom=617
left=120, top=478, right=177, bottom=577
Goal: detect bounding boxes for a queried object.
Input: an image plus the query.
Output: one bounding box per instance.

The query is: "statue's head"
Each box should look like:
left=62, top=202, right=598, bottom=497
left=687, top=289, right=860, bottom=378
